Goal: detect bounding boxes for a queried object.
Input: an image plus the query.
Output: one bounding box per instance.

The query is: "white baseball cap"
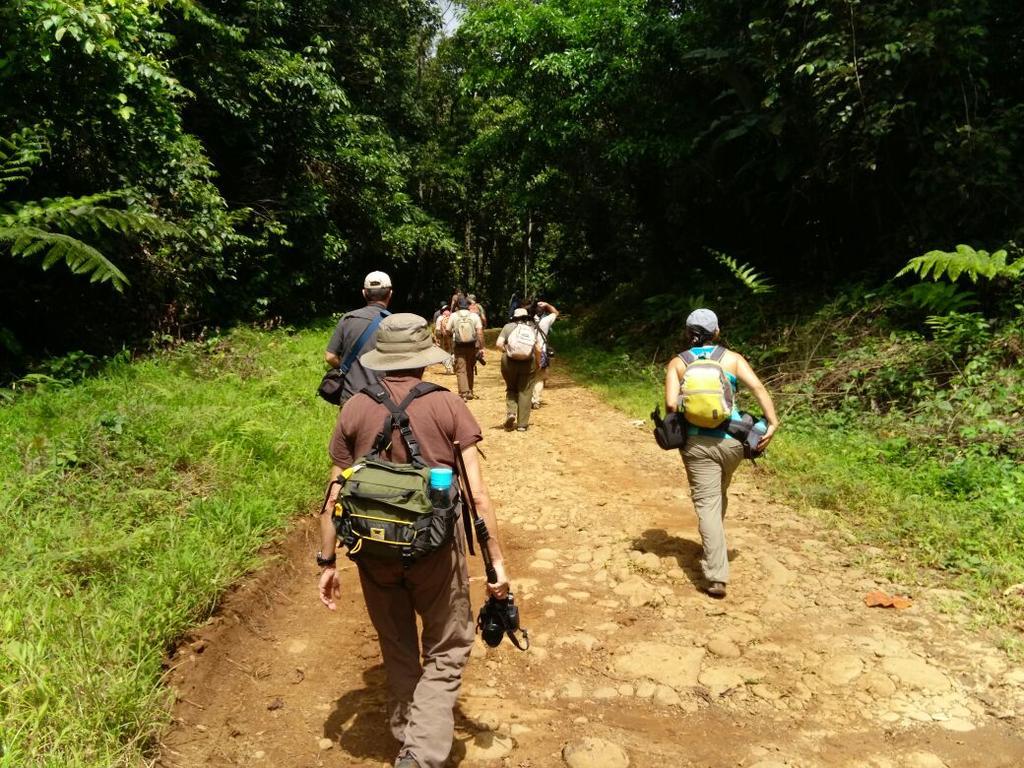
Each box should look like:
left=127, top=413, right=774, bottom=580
left=363, top=270, right=392, bottom=290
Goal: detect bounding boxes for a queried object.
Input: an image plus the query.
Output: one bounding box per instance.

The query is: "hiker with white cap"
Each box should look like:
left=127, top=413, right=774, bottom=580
left=496, top=307, right=542, bottom=431
left=319, top=312, right=510, bottom=768
left=324, top=271, right=394, bottom=406
left=663, top=308, right=779, bottom=599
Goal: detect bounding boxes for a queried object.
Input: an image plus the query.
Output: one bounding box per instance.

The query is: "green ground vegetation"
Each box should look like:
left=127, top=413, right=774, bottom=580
left=0, top=323, right=336, bottom=767
left=557, top=286, right=1024, bottom=634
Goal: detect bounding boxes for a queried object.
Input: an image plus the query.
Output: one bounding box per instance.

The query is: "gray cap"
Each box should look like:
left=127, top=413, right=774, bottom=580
left=685, top=308, right=719, bottom=334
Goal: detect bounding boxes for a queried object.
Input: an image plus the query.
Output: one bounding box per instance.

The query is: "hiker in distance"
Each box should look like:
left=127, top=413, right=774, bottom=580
left=664, top=308, right=779, bottom=599
left=444, top=296, right=485, bottom=401
left=318, top=313, right=511, bottom=768
left=496, top=307, right=542, bottom=431
left=530, top=299, right=559, bottom=409
left=433, top=304, right=454, bottom=375
left=323, top=270, right=393, bottom=406
left=467, top=293, right=488, bottom=328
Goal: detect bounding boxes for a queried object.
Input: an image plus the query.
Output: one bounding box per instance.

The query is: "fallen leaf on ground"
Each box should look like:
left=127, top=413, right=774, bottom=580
left=864, top=590, right=913, bottom=609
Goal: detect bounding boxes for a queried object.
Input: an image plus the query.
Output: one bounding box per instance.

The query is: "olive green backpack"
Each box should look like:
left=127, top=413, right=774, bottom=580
left=333, top=383, right=458, bottom=566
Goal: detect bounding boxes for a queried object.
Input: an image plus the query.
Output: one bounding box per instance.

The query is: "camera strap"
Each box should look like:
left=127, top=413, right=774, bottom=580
left=504, top=621, right=530, bottom=651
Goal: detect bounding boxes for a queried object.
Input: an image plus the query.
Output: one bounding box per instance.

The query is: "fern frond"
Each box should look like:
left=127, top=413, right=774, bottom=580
left=0, top=225, right=129, bottom=290
left=0, top=126, right=50, bottom=192
left=10, top=194, right=179, bottom=240
left=897, top=244, right=1022, bottom=284
left=707, top=248, right=774, bottom=294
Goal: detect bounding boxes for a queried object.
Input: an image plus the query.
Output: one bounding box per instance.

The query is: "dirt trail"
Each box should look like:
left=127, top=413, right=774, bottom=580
left=161, top=358, right=1024, bottom=768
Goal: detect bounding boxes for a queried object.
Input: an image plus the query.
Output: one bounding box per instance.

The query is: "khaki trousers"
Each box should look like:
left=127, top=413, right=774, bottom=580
left=356, top=531, right=474, bottom=768
left=452, top=345, right=477, bottom=397
left=681, top=436, right=745, bottom=584
left=500, top=355, right=536, bottom=428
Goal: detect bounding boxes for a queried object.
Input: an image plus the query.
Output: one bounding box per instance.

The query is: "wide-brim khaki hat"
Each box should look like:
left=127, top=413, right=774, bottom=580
left=360, top=313, right=451, bottom=371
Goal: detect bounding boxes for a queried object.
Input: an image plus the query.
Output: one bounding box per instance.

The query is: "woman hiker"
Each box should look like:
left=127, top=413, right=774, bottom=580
left=663, top=308, right=779, bottom=599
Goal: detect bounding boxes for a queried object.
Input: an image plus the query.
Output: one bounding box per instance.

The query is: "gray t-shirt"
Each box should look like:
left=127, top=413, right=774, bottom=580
left=326, top=303, right=389, bottom=404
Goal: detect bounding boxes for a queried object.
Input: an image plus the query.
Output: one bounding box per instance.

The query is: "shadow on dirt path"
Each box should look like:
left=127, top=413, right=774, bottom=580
left=159, top=355, right=1024, bottom=768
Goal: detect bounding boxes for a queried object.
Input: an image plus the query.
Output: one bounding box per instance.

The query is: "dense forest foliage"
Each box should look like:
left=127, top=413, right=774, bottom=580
left=0, top=0, right=456, bottom=375
left=425, top=0, right=1023, bottom=299
left=2, top=0, right=1022, bottom=372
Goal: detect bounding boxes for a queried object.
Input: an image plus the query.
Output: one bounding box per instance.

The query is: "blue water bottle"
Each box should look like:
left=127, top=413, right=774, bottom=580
left=429, top=467, right=453, bottom=506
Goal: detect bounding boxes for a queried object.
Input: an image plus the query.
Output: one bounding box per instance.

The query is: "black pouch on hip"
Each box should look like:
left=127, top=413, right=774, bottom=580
left=651, top=405, right=687, bottom=450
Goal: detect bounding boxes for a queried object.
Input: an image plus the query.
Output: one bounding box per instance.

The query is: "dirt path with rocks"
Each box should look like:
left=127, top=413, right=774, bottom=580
left=160, top=356, right=1024, bottom=768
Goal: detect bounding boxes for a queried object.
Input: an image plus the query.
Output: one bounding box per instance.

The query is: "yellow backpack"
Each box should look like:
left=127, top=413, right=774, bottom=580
left=678, top=346, right=733, bottom=429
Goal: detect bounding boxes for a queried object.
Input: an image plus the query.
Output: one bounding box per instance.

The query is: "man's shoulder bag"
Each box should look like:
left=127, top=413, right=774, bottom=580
left=333, top=382, right=458, bottom=566
left=317, top=310, right=391, bottom=404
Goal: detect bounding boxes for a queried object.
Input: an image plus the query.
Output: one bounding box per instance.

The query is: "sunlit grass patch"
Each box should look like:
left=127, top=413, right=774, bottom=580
left=0, top=323, right=336, bottom=766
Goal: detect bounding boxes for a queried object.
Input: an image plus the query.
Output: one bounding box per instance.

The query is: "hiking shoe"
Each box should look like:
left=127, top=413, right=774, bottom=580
left=531, top=402, right=540, bottom=410
left=504, top=414, right=516, bottom=430
left=706, top=581, right=727, bottom=598
left=516, top=426, right=529, bottom=432
left=395, top=756, right=420, bottom=768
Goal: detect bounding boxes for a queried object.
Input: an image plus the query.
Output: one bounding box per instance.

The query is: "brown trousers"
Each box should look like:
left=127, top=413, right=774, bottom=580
left=452, top=344, right=477, bottom=397
left=356, top=531, right=474, bottom=768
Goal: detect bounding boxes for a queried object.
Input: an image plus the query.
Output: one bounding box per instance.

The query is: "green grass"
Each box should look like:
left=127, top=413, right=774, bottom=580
left=0, top=323, right=338, bottom=767
left=557, top=323, right=1024, bottom=629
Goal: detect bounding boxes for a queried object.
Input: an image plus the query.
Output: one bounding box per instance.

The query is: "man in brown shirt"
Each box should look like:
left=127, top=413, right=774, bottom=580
left=318, top=313, right=511, bottom=768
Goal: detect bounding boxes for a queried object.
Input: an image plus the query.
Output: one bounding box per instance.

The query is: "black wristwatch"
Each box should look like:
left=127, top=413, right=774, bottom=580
left=316, top=550, right=337, bottom=568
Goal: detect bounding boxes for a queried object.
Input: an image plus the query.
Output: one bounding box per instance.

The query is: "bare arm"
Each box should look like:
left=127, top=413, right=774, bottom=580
left=317, top=465, right=345, bottom=610
left=325, top=351, right=341, bottom=368
left=460, top=443, right=510, bottom=598
left=664, top=358, right=684, bottom=412
left=538, top=301, right=559, bottom=318
left=733, top=353, right=780, bottom=448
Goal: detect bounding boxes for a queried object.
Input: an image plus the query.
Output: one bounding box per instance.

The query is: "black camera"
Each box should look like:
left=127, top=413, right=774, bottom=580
left=476, top=351, right=487, bottom=366
left=477, top=594, right=524, bottom=648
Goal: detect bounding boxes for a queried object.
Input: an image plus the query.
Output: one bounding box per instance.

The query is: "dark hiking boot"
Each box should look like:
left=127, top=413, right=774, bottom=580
left=706, top=581, right=727, bottom=598
left=504, top=414, right=516, bottom=430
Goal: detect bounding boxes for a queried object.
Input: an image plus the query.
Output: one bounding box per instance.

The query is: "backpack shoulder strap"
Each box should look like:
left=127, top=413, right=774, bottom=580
left=341, top=309, right=392, bottom=374
left=678, top=350, right=696, bottom=365
left=363, top=382, right=448, bottom=465
left=709, top=345, right=727, bottom=362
